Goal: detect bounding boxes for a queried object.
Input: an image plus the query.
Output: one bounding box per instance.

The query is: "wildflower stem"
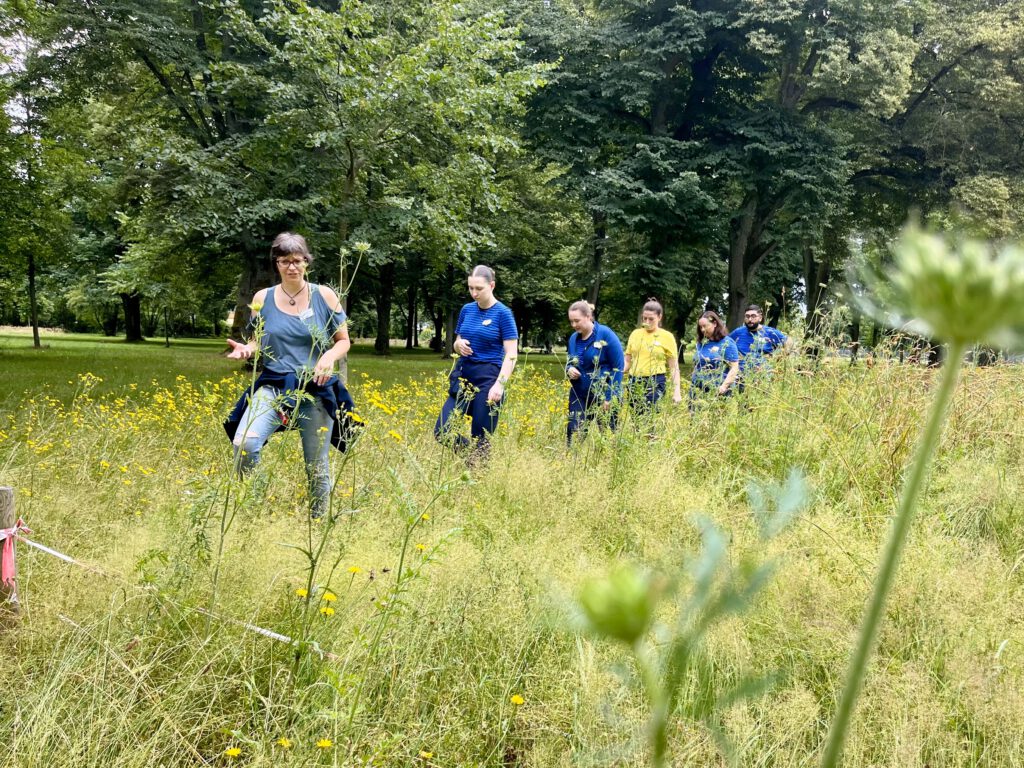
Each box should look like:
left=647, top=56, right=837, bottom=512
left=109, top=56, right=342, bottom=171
left=821, top=341, right=965, bottom=768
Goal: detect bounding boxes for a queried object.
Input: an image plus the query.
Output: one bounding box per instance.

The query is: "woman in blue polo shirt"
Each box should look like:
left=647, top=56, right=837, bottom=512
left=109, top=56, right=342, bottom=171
left=434, top=265, right=518, bottom=460
left=690, top=310, right=740, bottom=410
left=565, top=300, right=624, bottom=445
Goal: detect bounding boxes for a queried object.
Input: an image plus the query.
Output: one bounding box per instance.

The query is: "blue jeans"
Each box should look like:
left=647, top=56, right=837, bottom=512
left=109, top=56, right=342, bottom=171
left=232, top=386, right=333, bottom=516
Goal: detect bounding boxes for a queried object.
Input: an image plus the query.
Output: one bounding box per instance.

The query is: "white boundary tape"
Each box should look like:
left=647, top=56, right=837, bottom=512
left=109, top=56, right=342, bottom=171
left=14, top=532, right=335, bottom=658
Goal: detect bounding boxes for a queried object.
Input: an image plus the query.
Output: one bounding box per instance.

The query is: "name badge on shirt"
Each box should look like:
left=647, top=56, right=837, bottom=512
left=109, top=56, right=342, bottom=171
left=299, top=308, right=314, bottom=321
left=482, top=319, right=492, bottom=326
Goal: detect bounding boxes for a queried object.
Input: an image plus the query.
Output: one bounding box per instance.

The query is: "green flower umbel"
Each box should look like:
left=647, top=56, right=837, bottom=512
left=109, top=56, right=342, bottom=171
left=865, top=224, right=1024, bottom=348
left=578, top=563, right=657, bottom=646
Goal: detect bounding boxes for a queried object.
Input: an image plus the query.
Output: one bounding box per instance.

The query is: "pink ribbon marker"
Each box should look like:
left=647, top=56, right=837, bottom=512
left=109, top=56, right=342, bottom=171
left=0, top=518, right=32, bottom=586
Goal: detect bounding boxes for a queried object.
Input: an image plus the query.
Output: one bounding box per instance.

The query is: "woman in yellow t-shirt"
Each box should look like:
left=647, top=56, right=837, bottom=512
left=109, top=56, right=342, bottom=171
left=624, top=299, right=682, bottom=414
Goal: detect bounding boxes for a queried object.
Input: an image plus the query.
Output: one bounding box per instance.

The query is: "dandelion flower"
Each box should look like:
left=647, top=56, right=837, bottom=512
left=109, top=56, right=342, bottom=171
left=415, top=543, right=426, bottom=552
left=388, top=430, right=402, bottom=442
left=347, top=566, right=363, bottom=574
left=295, top=588, right=308, bottom=598
left=322, top=591, right=337, bottom=602
left=419, top=750, right=434, bottom=759
left=276, top=737, right=292, bottom=749
left=510, top=694, right=525, bottom=706
left=316, top=738, right=333, bottom=749
left=249, top=301, right=264, bottom=312
left=420, top=513, right=430, bottom=521
left=224, top=747, right=242, bottom=758
left=320, top=605, right=335, bottom=616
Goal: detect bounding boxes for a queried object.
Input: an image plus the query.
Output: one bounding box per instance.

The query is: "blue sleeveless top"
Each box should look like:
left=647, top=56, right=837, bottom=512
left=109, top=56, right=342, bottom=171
left=256, top=285, right=347, bottom=377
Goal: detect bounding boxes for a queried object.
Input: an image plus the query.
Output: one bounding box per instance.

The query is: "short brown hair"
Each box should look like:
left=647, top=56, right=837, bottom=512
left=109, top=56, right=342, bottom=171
left=271, top=232, right=311, bottom=263
left=697, top=310, right=728, bottom=342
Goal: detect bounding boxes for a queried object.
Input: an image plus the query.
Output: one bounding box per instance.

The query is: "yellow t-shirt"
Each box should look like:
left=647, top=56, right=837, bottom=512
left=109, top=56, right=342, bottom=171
left=625, top=327, right=677, bottom=377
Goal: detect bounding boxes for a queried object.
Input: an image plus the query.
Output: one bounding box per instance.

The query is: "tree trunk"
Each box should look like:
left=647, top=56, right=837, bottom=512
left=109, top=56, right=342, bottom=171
left=587, top=211, right=607, bottom=308
left=803, top=242, right=832, bottom=338
left=230, top=245, right=275, bottom=339
left=727, top=194, right=758, bottom=328
left=121, top=292, right=144, bottom=342
left=443, top=263, right=457, bottom=357
left=27, top=249, right=41, bottom=349
left=766, top=289, right=785, bottom=328
left=374, top=261, right=395, bottom=355
left=405, top=274, right=418, bottom=349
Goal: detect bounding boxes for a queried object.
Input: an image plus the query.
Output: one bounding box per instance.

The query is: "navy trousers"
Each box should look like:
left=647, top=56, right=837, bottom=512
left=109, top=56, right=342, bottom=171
left=435, top=359, right=503, bottom=450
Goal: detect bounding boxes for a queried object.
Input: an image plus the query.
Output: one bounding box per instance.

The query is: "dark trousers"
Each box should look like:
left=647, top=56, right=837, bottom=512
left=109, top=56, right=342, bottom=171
left=567, top=387, right=618, bottom=445
left=435, top=359, right=502, bottom=450
left=628, top=374, right=666, bottom=418
left=688, top=378, right=732, bottom=413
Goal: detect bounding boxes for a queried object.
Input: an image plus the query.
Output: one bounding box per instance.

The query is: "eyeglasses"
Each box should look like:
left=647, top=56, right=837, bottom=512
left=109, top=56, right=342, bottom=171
left=276, top=258, right=307, bottom=268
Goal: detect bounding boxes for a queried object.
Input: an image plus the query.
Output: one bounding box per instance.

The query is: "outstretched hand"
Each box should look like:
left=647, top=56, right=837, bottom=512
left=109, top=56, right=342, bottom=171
left=227, top=339, right=253, bottom=360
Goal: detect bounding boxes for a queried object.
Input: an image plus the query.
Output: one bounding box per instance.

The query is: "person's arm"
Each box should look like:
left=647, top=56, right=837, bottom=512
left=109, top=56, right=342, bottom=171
left=453, top=305, right=473, bottom=356
left=604, top=333, right=625, bottom=408
left=566, top=334, right=581, bottom=380
left=313, top=286, right=352, bottom=385
left=226, top=289, right=267, bottom=359
left=719, top=361, right=740, bottom=394
left=487, top=338, right=519, bottom=403
left=668, top=345, right=682, bottom=403
left=719, top=341, right=740, bottom=394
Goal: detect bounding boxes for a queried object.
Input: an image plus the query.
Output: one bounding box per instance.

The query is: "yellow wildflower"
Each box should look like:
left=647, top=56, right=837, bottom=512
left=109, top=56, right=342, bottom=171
left=419, top=750, right=434, bottom=759
left=347, top=566, right=363, bottom=574
left=510, top=694, right=525, bottom=706
left=316, top=738, right=333, bottom=749
left=249, top=301, right=264, bottom=312
left=420, top=513, right=430, bottom=521
left=276, top=737, right=292, bottom=749
left=415, top=543, right=426, bottom=552
left=224, top=747, right=242, bottom=758
left=388, top=429, right=402, bottom=441
left=295, top=588, right=308, bottom=598
left=320, top=605, right=335, bottom=616
left=322, top=591, right=337, bottom=602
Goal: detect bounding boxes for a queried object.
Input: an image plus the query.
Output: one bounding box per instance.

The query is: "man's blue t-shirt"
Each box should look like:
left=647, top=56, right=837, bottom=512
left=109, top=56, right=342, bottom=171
left=567, top=322, right=624, bottom=402
left=729, top=325, right=787, bottom=369
left=691, top=337, right=739, bottom=389
left=456, top=301, right=518, bottom=365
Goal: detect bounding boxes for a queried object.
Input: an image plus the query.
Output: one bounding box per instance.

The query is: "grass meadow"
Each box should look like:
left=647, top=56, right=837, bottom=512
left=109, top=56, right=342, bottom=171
left=1, top=330, right=1023, bottom=766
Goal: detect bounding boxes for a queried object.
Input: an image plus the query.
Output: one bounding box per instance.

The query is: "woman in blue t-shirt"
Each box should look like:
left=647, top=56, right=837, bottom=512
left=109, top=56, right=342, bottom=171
left=224, top=232, right=354, bottom=518
left=690, top=310, right=740, bottom=410
left=565, top=300, right=624, bottom=445
left=434, top=265, right=518, bottom=461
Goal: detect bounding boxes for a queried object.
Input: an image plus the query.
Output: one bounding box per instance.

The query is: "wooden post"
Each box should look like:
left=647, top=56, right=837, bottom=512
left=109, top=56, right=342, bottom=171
left=0, top=486, right=19, bottom=618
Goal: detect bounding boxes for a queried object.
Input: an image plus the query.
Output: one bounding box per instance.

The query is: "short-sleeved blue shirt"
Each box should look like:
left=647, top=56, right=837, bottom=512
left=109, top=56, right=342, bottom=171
left=691, top=336, right=739, bottom=389
left=456, top=301, right=518, bottom=365
left=567, top=323, right=624, bottom=402
left=729, top=325, right=787, bottom=370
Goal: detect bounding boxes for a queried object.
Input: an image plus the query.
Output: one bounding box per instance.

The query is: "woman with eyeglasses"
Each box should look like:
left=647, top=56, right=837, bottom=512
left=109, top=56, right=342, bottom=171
left=223, top=232, right=356, bottom=518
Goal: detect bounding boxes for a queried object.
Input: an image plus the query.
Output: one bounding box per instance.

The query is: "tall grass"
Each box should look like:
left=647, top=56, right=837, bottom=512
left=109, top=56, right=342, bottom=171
left=1, top=354, right=1023, bottom=766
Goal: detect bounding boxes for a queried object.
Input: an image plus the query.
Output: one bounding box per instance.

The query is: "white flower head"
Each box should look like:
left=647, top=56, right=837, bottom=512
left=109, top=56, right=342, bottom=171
left=857, top=224, right=1024, bottom=348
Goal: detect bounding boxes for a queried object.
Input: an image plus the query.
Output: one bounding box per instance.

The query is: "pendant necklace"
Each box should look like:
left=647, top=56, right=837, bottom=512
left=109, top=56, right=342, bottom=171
left=281, top=281, right=307, bottom=306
